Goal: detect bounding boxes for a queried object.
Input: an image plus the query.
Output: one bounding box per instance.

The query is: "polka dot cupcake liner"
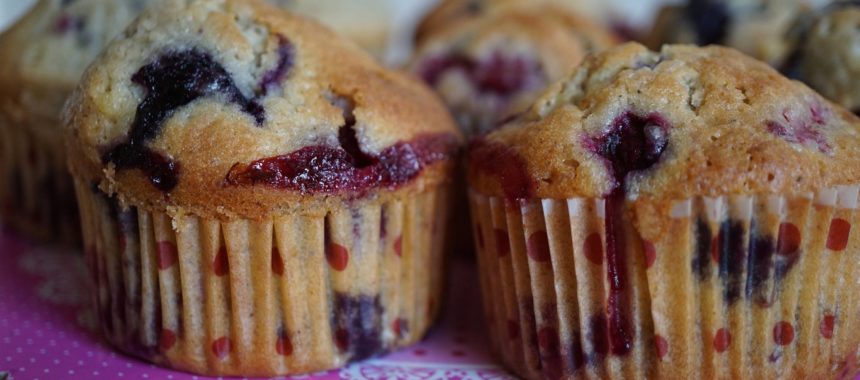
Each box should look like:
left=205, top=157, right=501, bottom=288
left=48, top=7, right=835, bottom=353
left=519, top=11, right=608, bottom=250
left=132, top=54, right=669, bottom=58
left=468, top=187, right=860, bottom=379
left=0, top=113, right=79, bottom=246
left=73, top=179, right=451, bottom=377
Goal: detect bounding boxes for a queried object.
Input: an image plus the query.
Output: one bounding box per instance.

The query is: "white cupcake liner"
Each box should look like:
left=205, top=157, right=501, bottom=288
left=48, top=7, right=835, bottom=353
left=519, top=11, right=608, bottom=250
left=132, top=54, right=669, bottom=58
left=469, top=186, right=860, bottom=379
left=74, top=179, right=450, bottom=377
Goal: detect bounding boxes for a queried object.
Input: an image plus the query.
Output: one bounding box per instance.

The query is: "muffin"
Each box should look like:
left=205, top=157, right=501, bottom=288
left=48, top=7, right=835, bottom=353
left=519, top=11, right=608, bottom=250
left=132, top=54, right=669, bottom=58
left=63, top=0, right=462, bottom=376
left=269, top=0, right=396, bottom=60
left=783, top=2, right=860, bottom=114
left=0, top=0, right=152, bottom=245
left=410, top=2, right=618, bottom=137
left=647, top=0, right=828, bottom=66
left=415, top=0, right=624, bottom=46
left=468, top=42, right=860, bottom=379
left=414, top=0, right=526, bottom=44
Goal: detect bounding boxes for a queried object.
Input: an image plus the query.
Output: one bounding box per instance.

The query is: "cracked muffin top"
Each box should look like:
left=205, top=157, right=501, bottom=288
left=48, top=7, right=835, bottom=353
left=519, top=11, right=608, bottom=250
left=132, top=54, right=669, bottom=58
left=0, top=0, right=152, bottom=117
left=784, top=2, right=860, bottom=114
left=468, top=43, right=860, bottom=200
left=64, top=0, right=462, bottom=220
left=410, top=2, right=618, bottom=136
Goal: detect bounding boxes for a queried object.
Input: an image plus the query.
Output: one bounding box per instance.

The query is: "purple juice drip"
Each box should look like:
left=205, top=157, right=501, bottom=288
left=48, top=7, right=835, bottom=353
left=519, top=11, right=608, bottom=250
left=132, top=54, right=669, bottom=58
left=587, top=111, right=670, bottom=356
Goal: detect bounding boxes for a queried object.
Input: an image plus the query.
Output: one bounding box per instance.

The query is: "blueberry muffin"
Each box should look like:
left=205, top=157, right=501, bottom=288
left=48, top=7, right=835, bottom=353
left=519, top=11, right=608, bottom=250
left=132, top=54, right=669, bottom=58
left=410, top=2, right=618, bottom=137
left=0, top=0, right=151, bottom=245
left=63, top=0, right=461, bottom=376
left=783, top=2, right=860, bottom=114
left=468, top=42, right=860, bottom=379
left=647, top=0, right=827, bottom=66
left=269, top=0, right=395, bottom=60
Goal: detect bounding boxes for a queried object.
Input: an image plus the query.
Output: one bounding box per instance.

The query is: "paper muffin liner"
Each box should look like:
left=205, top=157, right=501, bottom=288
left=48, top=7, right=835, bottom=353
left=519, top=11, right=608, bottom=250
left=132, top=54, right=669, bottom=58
left=0, top=113, right=79, bottom=246
left=469, top=187, right=860, bottom=379
left=74, top=180, right=450, bottom=377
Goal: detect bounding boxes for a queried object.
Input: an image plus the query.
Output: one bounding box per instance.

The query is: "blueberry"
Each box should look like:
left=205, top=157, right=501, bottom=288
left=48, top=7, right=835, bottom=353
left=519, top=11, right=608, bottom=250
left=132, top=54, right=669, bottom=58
left=717, top=219, right=747, bottom=305
left=692, top=217, right=713, bottom=280
left=686, top=0, right=731, bottom=45
left=590, top=111, right=670, bottom=191
left=331, top=293, right=386, bottom=361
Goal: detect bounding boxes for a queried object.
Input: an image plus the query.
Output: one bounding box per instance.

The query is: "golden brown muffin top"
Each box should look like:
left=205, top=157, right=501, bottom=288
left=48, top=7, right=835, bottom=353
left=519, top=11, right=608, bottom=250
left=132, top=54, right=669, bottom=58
left=468, top=43, right=860, bottom=200
left=415, top=0, right=527, bottom=44
left=64, top=0, right=462, bottom=220
left=410, top=1, right=618, bottom=136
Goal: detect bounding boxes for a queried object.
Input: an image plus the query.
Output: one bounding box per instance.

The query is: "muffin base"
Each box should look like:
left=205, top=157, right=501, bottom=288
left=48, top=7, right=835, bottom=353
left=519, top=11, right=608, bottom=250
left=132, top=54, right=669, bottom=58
left=469, top=187, right=860, bottom=379
left=0, top=118, right=79, bottom=246
left=74, top=180, right=450, bottom=377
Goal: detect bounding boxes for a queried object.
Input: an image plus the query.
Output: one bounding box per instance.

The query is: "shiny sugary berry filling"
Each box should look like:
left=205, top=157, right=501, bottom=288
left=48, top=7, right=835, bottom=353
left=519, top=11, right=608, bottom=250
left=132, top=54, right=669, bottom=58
left=225, top=91, right=458, bottom=194
left=224, top=134, right=458, bottom=194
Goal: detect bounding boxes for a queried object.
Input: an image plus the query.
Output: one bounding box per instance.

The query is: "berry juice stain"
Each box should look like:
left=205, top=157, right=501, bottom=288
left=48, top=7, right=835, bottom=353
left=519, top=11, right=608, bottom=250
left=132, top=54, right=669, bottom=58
left=586, top=111, right=669, bottom=356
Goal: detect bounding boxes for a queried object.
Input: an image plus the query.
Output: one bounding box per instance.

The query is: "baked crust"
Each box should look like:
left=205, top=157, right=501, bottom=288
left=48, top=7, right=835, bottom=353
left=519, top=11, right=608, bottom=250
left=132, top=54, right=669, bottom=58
left=64, top=0, right=462, bottom=220
left=468, top=43, right=860, bottom=200
left=410, top=1, right=618, bottom=135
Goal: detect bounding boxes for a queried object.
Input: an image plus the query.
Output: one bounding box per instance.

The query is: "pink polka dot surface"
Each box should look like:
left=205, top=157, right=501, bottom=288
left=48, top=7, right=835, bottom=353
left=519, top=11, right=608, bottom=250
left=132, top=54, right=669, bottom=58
left=0, top=229, right=514, bottom=380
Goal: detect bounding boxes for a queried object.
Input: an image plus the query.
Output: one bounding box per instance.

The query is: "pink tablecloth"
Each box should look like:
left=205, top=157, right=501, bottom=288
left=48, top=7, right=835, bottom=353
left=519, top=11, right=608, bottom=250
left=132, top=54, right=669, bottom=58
left=0, top=229, right=514, bottom=380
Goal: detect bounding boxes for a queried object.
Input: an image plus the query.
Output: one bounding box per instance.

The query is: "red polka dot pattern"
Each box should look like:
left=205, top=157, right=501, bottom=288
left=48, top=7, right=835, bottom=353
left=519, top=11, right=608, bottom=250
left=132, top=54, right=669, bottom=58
left=271, top=246, right=284, bottom=276
left=710, top=236, right=719, bottom=263
left=494, top=229, right=510, bottom=257
left=392, top=318, right=408, bottom=338
left=276, top=332, right=293, bottom=356
left=394, top=235, right=403, bottom=257
left=777, top=222, right=801, bottom=255
left=118, top=233, right=127, bottom=252
left=507, top=320, right=519, bottom=340
left=820, top=314, right=835, bottom=339
left=773, top=321, right=795, bottom=346
left=827, top=218, right=851, bottom=251
left=326, top=243, right=349, bottom=271
left=335, top=328, right=349, bottom=352
left=642, top=240, right=656, bottom=268
left=713, top=328, right=731, bottom=353
left=526, top=230, right=551, bottom=262
left=213, top=247, right=229, bottom=276
left=537, top=326, right=559, bottom=352
left=211, top=337, right=231, bottom=359
left=583, top=233, right=603, bottom=265
left=654, top=335, right=668, bottom=359
left=156, top=241, right=177, bottom=270
left=159, top=329, right=176, bottom=351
